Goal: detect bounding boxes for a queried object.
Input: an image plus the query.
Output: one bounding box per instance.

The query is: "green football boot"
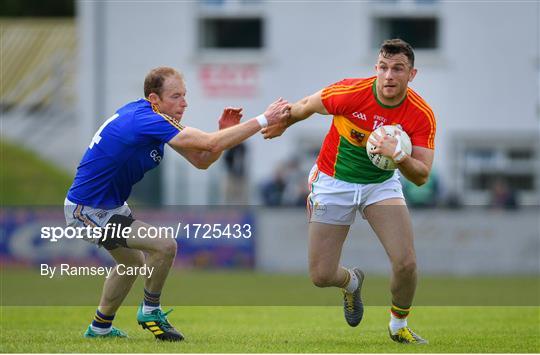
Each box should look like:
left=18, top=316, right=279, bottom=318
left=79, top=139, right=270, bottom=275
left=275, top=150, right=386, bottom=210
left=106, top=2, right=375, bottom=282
left=83, top=325, right=128, bottom=338
left=137, top=304, right=184, bottom=342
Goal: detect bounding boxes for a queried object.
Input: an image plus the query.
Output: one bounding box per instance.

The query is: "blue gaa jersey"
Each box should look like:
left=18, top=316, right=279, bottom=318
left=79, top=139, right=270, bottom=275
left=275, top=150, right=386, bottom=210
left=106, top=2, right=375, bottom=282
left=67, top=99, right=184, bottom=209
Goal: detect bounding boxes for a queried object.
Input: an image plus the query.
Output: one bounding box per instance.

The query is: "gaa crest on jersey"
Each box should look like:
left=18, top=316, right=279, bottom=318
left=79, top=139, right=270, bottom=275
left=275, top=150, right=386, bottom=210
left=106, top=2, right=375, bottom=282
left=352, top=111, right=367, bottom=121
left=350, top=129, right=366, bottom=144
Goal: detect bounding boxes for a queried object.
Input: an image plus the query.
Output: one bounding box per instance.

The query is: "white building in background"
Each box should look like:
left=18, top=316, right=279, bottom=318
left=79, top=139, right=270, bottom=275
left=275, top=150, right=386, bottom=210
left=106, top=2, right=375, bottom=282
left=78, top=0, right=540, bottom=206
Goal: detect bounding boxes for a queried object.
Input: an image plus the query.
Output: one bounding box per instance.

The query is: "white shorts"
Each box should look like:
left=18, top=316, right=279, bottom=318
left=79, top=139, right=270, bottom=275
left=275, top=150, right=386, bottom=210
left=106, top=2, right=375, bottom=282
left=64, top=198, right=133, bottom=249
left=306, top=165, right=405, bottom=225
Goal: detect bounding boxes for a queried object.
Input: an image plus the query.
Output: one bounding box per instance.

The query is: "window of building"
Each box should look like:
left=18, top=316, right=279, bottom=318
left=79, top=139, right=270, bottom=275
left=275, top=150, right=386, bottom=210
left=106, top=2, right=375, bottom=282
left=455, top=138, right=538, bottom=205
left=199, top=17, right=264, bottom=49
left=372, top=17, right=439, bottom=49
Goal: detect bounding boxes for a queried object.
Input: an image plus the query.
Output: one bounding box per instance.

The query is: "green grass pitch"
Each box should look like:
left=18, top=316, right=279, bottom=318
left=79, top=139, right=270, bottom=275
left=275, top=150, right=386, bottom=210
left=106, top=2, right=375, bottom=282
left=1, top=269, right=539, bottom=352
left=1, top=306, right=538, bottom=353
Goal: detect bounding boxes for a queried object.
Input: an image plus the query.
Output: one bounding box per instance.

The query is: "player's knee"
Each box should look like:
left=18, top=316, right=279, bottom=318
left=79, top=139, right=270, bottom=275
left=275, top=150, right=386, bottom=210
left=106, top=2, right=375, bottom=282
left=156, top=238, right=177, bottom=260
left=393, top=258, right=417, bottom=276
left=310, top=270, right=335, bottom=288
left=129, top=252, right=145, bottom=267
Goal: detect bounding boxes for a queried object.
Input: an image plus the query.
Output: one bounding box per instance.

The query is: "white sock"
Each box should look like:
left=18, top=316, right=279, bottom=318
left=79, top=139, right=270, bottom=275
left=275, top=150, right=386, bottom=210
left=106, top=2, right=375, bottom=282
left=91, top=324, right=111, bottom=334
left=143, top=304, right=161, bottom=315
left=344, top=269, right=359, bottom=293
left=389, top=313, right=408, bottom=334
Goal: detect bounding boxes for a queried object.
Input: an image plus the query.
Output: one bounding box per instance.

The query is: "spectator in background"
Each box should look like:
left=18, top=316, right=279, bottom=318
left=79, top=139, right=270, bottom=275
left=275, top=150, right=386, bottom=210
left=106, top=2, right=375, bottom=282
left=260, top=165, right=287, bottom=206
left=402, top=171, right=440, bottom=208
left=282, top=157, right=310, bottom=206
left=260, top=158, right=309, bottom=207
left=223, top=143, right=247, bottom=204
left=490, top=177, right=518, bottom=209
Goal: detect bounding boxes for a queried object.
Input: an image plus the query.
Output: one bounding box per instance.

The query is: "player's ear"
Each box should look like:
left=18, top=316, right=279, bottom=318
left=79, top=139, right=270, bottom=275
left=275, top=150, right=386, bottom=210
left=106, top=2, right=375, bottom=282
left=147, top=92, right=160, bottom=105
left=408, top=68, right=417, bottom=82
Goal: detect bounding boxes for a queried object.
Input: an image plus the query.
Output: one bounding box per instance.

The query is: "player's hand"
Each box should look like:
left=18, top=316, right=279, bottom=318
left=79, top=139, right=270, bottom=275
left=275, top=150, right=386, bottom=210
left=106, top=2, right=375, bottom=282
left=219, top=107, right=243, bottom=130
left=261, top=99, right=290, bottom=139
left=261, top=122, right=287, bottom=139
left=263, top=98, right=290, bottom=127
left=368, top=127, right=399, bottom=157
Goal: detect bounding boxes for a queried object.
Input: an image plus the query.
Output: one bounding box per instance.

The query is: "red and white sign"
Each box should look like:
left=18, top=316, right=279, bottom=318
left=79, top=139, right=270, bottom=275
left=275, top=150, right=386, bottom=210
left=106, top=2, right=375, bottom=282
left=199, top=64, right=258, bottom=97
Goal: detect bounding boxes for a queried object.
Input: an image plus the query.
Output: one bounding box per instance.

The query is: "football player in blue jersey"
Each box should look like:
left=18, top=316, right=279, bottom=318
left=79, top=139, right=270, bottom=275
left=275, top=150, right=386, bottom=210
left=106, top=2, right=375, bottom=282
left=64, top=67, right=289, bottom=341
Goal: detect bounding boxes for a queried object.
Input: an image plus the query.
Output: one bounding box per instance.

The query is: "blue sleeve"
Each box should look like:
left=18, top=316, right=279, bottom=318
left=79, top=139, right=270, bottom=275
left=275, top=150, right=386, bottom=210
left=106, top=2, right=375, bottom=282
left=134, top=111, right=184, bottom=144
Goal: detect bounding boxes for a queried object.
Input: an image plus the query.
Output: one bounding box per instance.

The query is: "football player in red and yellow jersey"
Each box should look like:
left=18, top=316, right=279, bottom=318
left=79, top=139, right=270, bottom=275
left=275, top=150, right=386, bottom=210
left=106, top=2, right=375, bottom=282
left=263, top=39, right=435, bottom=344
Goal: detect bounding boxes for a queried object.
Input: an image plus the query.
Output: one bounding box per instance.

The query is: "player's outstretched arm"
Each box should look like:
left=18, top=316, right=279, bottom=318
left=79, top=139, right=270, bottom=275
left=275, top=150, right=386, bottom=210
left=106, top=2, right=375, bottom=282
left=172, top=107, right=244, bottom=169
left=262, top=90, right=328, bottom=139
left=168, top=98, right=289, bottom=169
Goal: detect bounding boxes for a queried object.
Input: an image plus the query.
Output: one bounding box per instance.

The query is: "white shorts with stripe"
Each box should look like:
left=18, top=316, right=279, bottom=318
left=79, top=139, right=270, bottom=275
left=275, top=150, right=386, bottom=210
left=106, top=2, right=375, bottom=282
left=306, top=165, right=405, bottom=225
left=64, top=198, right=132, bottom=246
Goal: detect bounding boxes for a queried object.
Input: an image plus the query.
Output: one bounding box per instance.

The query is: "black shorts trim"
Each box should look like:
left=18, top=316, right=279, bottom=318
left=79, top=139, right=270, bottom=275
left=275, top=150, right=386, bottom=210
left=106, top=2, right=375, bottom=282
left=101, top=214, right=135, bottom=250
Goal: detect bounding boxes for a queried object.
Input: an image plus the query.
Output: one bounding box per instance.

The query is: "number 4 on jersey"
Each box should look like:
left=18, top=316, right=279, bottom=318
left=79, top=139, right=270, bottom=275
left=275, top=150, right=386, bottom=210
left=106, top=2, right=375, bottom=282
left=89, top=113, right=119, bottom=149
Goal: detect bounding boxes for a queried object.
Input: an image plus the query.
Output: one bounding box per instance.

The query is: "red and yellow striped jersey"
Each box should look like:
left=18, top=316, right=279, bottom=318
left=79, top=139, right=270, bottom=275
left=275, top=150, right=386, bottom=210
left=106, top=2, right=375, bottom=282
left=318, top=76, right=436, bottom=184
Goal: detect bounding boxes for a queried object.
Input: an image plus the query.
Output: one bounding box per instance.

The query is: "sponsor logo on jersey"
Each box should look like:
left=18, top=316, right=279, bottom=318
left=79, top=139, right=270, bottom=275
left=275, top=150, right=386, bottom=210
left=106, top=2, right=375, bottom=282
left=373, top=115, right=388, bottom=123
left=150, top=150, right=162, bottom=163
left=373, top=115, right=388, bottom=130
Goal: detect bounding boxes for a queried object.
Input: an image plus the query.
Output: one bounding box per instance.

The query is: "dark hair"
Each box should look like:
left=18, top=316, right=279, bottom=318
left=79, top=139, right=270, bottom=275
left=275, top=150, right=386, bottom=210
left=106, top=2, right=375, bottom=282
left=144, top=67, right=182, bottom=98
left=379, top=39, right=415, bottom=67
